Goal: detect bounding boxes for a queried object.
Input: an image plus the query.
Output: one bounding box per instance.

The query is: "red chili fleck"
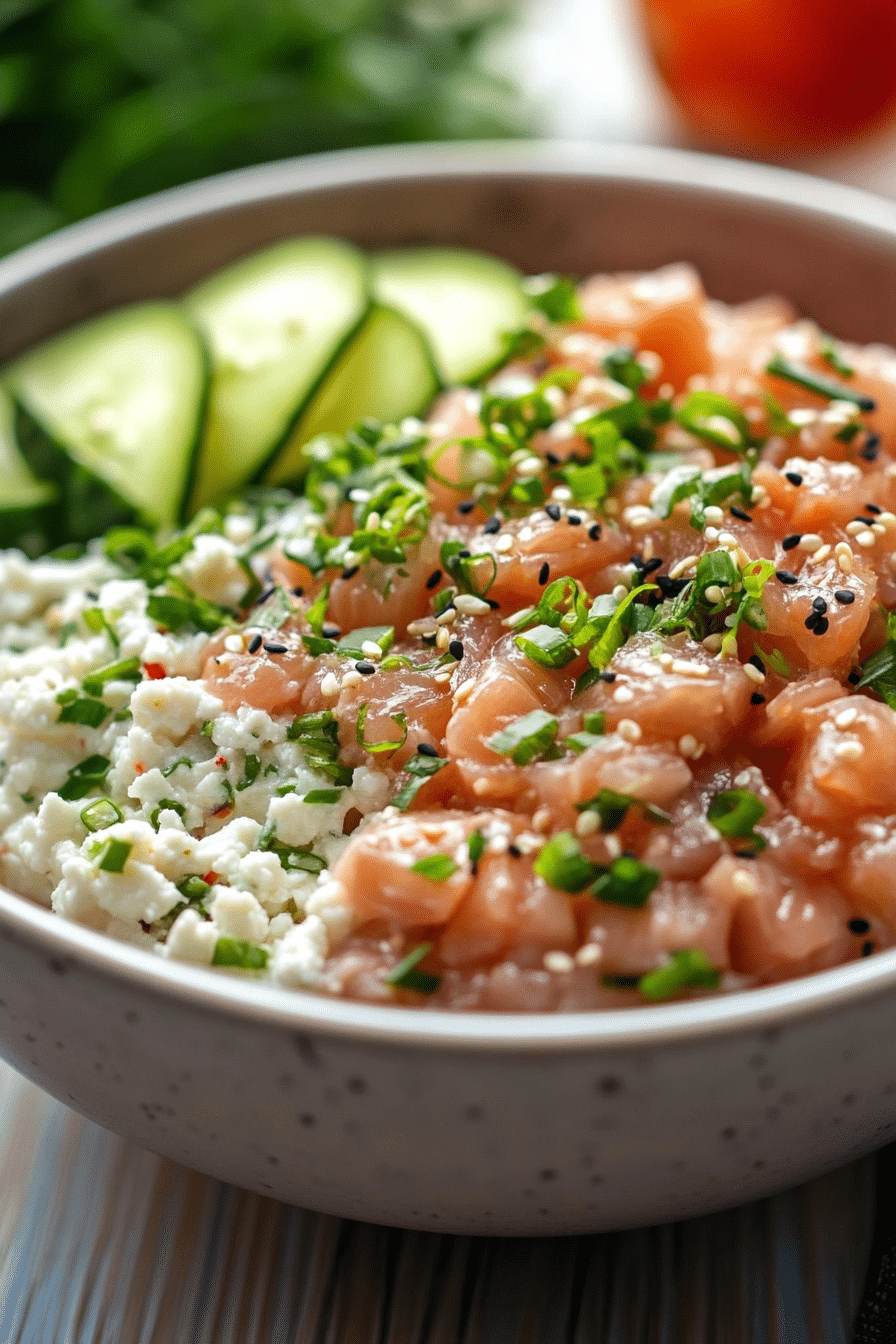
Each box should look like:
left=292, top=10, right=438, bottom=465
left=144, top=662, right=166, bottom=680
left=134, top=763, right=145, bottom=775
left=202, top=871, right=219, bottom=885
left=215, top=755, right=227, bottom=767
left=212, top=804, right=233, bottom=818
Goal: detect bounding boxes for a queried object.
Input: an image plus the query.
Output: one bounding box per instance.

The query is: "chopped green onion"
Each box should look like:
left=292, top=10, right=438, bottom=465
left=79, top=798, right=123, bottom=831
left=410, top=854, right=458, bottom=881
left=236, top=754, right=260, bottom=791
left=487, top=710, right=560, bottom=766
left=177, top=875, right=211, bottom=903
left=81, top=657, right=141, bottom=698
left=602, top=347, right=648, bottom=393
left=514, top=623, right=578, bottom=668
left=764, top=648, right=791, bottom=678
left=92, top=837, right=132, bottom=873
left=857, top=616, right=896, bottom=708
left=392, top=755, right=449, bottom=811
left=583, top=711, right=605, bottom=734
left=588, top=583, right=657, bottom=669
left=591, top=854, right=660, bottom=908
left=525, top=273, right=582, bottom=323
left=58, top=754, right=111, bottom=801
left=534, top=832, right=599, bottom=893
left=303, top=789, right=343, bottom=804
left=146, top=592, right=231, bottom=634
left=58, top=621, right=78, bottom=647
left=575, top=789, right=671, bottom=832
left=819, top=340, right=855, bottom=379
left=57, top=695, right=109, bottom=728
left=638, top=949, right=721, bottom=1001
left=161, top=756, right=193, bottom=778
left=468, top=829, right=486, bottom=869
left=212, top=938, right=269, bottom=971
left=707, top=790, right=767, bottom=848
left=765, top=353, right=875, bottom=411
left=336, top=626, right=395, bottom=658
left=675, top=390, right=755, bottom=452
left=356, top=703, right=408, bottom=754
left=149, top=798, right=186, bottom=829
left=384, top=942, right=441, bottom=994
left=565, top=730, right=606, bottom=754
left=83, top=607, right=120, bottom=650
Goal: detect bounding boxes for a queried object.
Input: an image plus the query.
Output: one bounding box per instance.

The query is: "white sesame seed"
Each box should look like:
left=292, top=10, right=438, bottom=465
left=704, top=526, right=720, bottom=542
left=692, top=742, right=706, bottom=759
left=855, top=529, right=876, bottom=548
left=733, top=770, right=752, bottom=787
left=834, top=739, right=864, bottom=762
left=872, top=522, right=887, bottom=536
left=838, top=552, right=854, bottom=574
left=679, top=734, right=698, bottom=757
left=834, top=707, right=859, bottom=729
left=532, top=808, right=552, bottom=833
left=473, top=778, right=491, bottom=796
left=518, top=526, right=535, bottom=543
left=453, top=594, right=491, bottom=615
left=551, top=486, right=573, bottom=502
left=502, top=605, right=534, bottom=628
left=612, top=584, right=629, bottom=603
left=810, top=544, right=831, bottom=563
left=605, top=834, right=622, bottom=858
left=436, top=627, right=450, bottom=650
left=224, top=634, right=244, bottom=652
left=496, top=534, right=515, bottom=553
left=743, top=662, right=765, bottom=685
left=732, top=869, right=758, bottom=898
left=434, top=670, right=453, bottom=684
left=703, top=505, right=725, bottom=524
left=704, top=584, right=724, bottom=605
left=453, top=679, right=475, bottom=706
left=669, top=554, right=700, bottom=581
left=575, top=810, right=599, bottom=838
left=436, top=607, right=457, bottom=626
left=798, top=533, right=824, bottom=551
left=658, top=652, right=674, bottom=667
left=365, top=510, right=381, bottom=531
left=717, top=531, right=740, bottom=549
left=612, top=685, right=635, bottom=704
left=407, top=617, right=438, bottom=637
left=576, top=944, right=602, bottom=967
left=341, top=669, right=362, bottom=688
left=671, top=659, right=711, bottom=678
left=845, top=521, right=866, bottom=537
left=320, top=672, right=339, bottom=697
left=544, top=950, right=575, bottom=973
left=877, top=512, right=896, bottom=529
left=517, top=456, right=544, bottom=478
left=361, top=640, right=383, bottom=660
left=617, top=718, right=642, bottom=742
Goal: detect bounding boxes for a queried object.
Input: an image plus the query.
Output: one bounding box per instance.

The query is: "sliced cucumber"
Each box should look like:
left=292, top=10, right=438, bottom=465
left=6, top=304, right=206, bottom=536
left=370, top=247, right=529, bottom=384
left=0, top=384, right=57, bottom=555
left=186, top=237, right=369, bottom=508
left=265, top=304, right=440, bottom=486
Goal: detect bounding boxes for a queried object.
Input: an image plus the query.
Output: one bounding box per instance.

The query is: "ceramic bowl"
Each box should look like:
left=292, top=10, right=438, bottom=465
left=3, top=142, right=896, bottom=1236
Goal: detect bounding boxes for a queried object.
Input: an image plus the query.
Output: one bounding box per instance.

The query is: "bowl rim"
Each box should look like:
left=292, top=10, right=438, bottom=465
left=4, top=138, right=896, bottom=1053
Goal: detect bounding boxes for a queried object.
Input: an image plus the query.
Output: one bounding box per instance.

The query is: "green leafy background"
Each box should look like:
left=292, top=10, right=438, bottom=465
left=0, top=0, right=524, bottom=257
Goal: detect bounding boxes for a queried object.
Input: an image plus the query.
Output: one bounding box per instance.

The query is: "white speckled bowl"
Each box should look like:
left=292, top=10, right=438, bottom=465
left=3, top=143, right=896, bottom=1236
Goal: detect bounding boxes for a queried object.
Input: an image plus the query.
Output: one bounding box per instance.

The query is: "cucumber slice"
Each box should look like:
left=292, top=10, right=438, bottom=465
left=6, top=304, right=206, bottom=534
left=370, top=247, right=529, bottom=384
left=0, top=384, right=57, bottom=555
left=265, top=304, right=440, bottom=486
left=186, top=237, right=369, bottom=508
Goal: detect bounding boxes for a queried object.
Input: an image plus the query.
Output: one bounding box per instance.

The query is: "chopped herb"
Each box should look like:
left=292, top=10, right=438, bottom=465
left=534, top=832, right=599, bottom=893
left=251, top=586, right=296, bottom=630
left=468, top=829, right=486, bottom=869
left=58, top=754, right=111, bottom=801
left=177, top=875, right=211, bottom=903
left=58, top=621, right=79, bottom=647
left=81, top=656, right=141, bottom=698
left=765, top=353, right=875, bottom=411
left=591, top=854, right=660, bottom=908
left=525, top=273, right=582, bottom=323
left=200, top=720, right=214, bottom=737
left=79, top=798, right=123, bottom=831
left=149, top=798, right=186, bottom=829
left=602, top=347, right=648, bottom=393
left=487, top=710, right=561, bottom=766
left=384, top=942, right=441, bottom=994
left=583, top=711, right=605, bottom=734
left=765, top=648, right=792, bottom=678
left=161, top=756, right=193, bottom=778
left=588, top=583, right=657, bottom=669
left=410, top=854, right=458, bottom=881
left=303, top=789, right=343, bottom=804
left=146, top=590, right=231, bottom=634
left=857, top=615, right=896, bottom=707
left=92, top=837, right=132, bottom=873
left=57, top=695, right=109, bottom=728
left=392, top=755, right=449, bottom=811
left=638, top=949, right=721, bottom=1001
left=336, top=626, right=395, bottom=658
left=575, top=789, right=671, bottom=832
left=287, top=710, right=352, bottom=785
left=514, top=623, right=578, bottom=668
left=236, top=754, right=261, bottom=791
left=707, top=790, right=767, bottom=848
left=819, top=339, right=855, bottom=379
left=565, top=730, right=607, bottom=754
left=674, top=391, right=756, bottom=453
left=257, top=823, right=327, bottom=873
left=212, top=938, right=269, bottom=971
left=83, top=607, right=120, bottom=650
left=439, top=540, right=497, bottom=598
left=356, top=703, right=408, bottom=754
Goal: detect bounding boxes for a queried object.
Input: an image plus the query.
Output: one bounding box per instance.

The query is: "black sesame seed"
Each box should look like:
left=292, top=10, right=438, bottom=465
left=416, top=743, right=439, bottom=758
left=861, top=940, right=875, bottom=957
left=567, top=513, right=582, bottom=526
left=263, top=642, right=288, bottom=655
left=422, top=634, right=437, bottom=647
left=641, top=557, right=663, bottom=575
left=852, top=516, right=876, bottom=526
left=861, top=435, right=880, bottom=462
left=748, top=653, right=766, bottom=673
left=255, top=585, right=275, bottom=606
left=630, top=553, right=643, bottom=568
left=782, top=534, right=801, bottom=551
left=538, top=562, right=550, bottom=586
left=811, top=616, right=829, bottom=636
left=775, top=570, right=798, bottom=585
left=545, top=451, right=561, bottom=466
left=848, top=668, right=862, bottom=685
left=735, top=848, right=758, bottom=858
left=812, top=596, right=828, bottom=613
left=834, top=589, right=855, bottom=604
left=657, top=575, right=689, bottom=598
left=588, top=523, right=602, bottom=540
left=730, top=506, right=753, bottom=522
left=355, top=660, right=376, bottom=675
left=545, top=503, right=562, bottom=522
left=865, top=503, right=882, bottom=515
left=457, top=548, right=471, bottom=560
left=508, top=844, right=522, bottom=858
left=486, top=598, right=501, bottom=610
left=321, top=624, right=341, bottom=640
left=248, top=634, right=263, bottom=654
left=750, top=692, right=766, bottom=705
left=804, top=612, right=820, bottom=631
left=341, top=565, right=359, bottom=581
left=848, top=917, right=871, bottom=935
left=426, top=569, right=443, bottom=590
left=449, top=639, right=464, bottom=660
left=457, top=499, right=476, bottom=515
left=599, top=671, right=617, bottom=683
left=784, top=472, right=803, bottom=486
left=291, top=586, right=304, bottom=597
left=483, top=516, right=501, bottom=535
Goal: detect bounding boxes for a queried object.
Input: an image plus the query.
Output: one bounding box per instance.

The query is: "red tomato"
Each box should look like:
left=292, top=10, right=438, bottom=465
left=640, top=0, right=896, bottom=154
